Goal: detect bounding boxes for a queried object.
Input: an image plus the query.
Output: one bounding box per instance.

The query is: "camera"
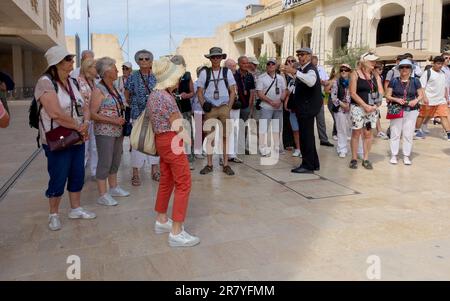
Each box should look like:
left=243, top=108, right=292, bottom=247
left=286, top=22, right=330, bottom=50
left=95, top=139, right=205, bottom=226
left=203, top=101, right=213, bottom=113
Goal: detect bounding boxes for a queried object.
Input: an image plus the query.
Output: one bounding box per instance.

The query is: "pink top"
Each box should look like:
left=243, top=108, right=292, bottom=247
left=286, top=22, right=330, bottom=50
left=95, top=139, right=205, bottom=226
left=146, top=90, right=180, bottom=135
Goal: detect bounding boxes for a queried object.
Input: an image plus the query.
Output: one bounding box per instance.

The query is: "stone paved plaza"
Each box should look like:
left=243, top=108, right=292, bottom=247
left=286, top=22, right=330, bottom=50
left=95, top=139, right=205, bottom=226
left=1, top=102, right=450, bottom=281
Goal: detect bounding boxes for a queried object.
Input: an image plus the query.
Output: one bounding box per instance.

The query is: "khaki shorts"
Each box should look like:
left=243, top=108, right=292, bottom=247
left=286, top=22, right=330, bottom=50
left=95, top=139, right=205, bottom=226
left=419, top=104, right=449, bottom=118
left=204, top=104, right=230, bottom=135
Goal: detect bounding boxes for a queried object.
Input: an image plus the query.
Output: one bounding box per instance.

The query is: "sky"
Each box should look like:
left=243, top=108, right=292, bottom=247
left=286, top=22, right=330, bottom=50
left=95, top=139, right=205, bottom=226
left=64, top=0, right=248, bottom=66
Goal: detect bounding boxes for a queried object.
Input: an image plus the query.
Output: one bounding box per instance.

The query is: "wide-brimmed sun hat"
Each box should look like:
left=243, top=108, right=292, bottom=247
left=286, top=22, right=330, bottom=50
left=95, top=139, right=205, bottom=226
left=398, top=59, right=413, bottom=68
left=205, top=47, right=227, bottom=60
left=153, top=57, right=186, bottom=90
left=45, top=46, right=75, bottom=69
left=340, top=63, right=352, bottom=70
left=134, top=49, right=154, bottom=64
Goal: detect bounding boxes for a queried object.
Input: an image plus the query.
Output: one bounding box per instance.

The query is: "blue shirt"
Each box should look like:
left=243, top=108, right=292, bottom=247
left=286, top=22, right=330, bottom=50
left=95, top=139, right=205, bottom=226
left=125, top=70, right=157, bottom=120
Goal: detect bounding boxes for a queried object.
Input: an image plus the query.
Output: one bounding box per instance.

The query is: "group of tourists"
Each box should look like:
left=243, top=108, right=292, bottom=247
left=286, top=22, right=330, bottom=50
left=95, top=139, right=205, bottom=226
left=32, top=42, right=450, bottom=248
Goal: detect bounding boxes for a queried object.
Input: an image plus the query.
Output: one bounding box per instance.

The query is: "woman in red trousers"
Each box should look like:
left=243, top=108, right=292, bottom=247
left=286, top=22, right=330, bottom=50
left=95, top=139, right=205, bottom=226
left=147, top=57, right=200, bottom=248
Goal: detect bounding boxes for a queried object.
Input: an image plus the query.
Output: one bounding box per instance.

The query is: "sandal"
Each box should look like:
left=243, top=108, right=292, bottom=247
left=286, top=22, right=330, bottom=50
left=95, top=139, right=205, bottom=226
left=132, top=175, right=141, bottom=186
left=223, top=165, right=235, bottom=176
left=200, top=165, right=213, bottom=175
left=152, top=172, right=160, bottom=182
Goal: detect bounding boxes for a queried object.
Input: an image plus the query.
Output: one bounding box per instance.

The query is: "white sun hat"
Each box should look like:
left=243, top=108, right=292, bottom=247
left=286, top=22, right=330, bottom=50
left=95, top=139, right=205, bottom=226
left=153, top=57, right=186, bottom=90
left=45, top=45, right=75, bottom=69
left=360, top=52, right=379, bottom=62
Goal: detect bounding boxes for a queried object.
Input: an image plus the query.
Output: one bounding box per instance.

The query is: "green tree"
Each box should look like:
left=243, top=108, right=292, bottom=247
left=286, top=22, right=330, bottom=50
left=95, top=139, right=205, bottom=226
left=257, top=54, right=268, bottom=73
left=325, top=46, right=370, bottom=71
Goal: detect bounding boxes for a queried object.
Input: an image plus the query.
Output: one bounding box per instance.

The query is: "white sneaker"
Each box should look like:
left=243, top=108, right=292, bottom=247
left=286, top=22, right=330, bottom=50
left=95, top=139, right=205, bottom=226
left=333, top=135, right=338, bottom=141
left=403, top=156, right=412, bottom=166
left=260, top=147, right=270, bottom=157
left=155, top=218, right=174, bottom=234
left=292, top=149, right=301, bottom=157
left=69, top=207, right=97, bottom=220
left=169, top=230, right=200, bottom=248
left=48, top=214, right=62, bottom=231
left=421, top=124, right=430, bottom=134
left=97, top=194, right=119, bottom=206
left=339, top=152, right=347, bottom=158
left=390, top=156, right=398, bottom=165
left=377, top=132, right=389, bottom=140
left=109, top=186, right=130, bottom=197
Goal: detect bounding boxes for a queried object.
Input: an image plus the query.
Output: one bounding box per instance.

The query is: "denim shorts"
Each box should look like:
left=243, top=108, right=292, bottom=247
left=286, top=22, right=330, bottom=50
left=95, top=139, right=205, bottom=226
left=289, top=112, right=299, bottom=132
left=43, top=143, right=85, bottom=198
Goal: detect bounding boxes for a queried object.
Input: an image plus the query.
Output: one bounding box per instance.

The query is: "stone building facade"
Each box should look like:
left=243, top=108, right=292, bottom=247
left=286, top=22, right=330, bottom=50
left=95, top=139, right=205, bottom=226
left=178, top=0, right=449, bottom=77
left=0, top=0, right=66, bottom=98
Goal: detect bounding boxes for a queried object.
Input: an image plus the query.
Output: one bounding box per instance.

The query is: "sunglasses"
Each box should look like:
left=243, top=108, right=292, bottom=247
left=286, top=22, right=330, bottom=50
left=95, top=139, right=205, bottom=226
left=122, top=66, right=130, bottom=70
left=340, top=69, right=351, bottom=73
left=267, top=62, right=276, bottom=66
left=399, top=66, right=412, bottom=70
left=210, top=56, right=223, bottom=60
left=139, top=57, right=151, bottom=61
left=287, top=60, right=296, bottom=63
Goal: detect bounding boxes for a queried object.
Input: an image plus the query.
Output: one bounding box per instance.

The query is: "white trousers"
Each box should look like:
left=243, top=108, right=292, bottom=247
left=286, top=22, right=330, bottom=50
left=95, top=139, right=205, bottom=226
left=389, top=110, right=419, bottom=157
left=131, top=119, right=160, bottom=168
left=228, top=109, right=241, bottom=158
left=84, top=123, right=98, bottom=176
left=335, top=112, right=364, bottom=155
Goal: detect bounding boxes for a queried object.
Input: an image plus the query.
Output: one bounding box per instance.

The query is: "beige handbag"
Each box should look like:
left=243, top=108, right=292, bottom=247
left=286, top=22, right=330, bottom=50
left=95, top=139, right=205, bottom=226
left=130, top=108, right=156, bottom=156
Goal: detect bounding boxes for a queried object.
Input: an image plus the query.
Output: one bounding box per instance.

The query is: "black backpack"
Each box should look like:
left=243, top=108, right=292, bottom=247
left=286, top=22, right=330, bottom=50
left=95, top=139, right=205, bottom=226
left=204, top=67, right=230, bottom=91
left=29, top=75, right=58, bottom=129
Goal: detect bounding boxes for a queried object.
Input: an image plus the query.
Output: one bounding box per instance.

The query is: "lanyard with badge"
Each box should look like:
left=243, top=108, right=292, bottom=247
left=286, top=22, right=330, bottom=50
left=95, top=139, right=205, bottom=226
left=212, top=68, right=222, bottom=100
left=364, top=73, right=379, bottom=105
left=59, top=79, right=83, bottom=117
left=401, top=79, right=411, bottom=106
left=140, top=71, right=152, bottom=98
left=102, top=80, right=125, bottom=117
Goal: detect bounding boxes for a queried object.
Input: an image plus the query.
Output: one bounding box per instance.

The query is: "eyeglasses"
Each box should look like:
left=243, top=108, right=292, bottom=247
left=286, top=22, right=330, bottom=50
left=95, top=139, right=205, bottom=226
left=399, top=66, right=412, bottom=70
left=64, top=55, right=74, bottom=62
left=139, top=57, right=151, bottom=61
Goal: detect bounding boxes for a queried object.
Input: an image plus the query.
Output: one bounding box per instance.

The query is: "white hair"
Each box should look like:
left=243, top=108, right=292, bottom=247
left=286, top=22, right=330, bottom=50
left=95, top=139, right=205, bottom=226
left=96, top=57, right=116, bottom=78
left=81, top=50, right=95, bottom=61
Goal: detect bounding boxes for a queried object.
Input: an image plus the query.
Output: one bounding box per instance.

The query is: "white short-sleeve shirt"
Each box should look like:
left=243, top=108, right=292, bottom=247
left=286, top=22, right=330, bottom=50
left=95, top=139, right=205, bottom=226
left=256, top=73, right=287, bottom=110
left=420, top=69, right=447, bottom=106
left=197, top=68, right=236, bottom=107
left=35, top=76, right=85, bottom=144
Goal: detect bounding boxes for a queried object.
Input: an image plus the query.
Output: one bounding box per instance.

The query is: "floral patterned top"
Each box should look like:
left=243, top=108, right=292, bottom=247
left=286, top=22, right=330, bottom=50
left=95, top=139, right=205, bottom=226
left=94, top=83, right=123, bottom=137
left=146, top=90, right=180, bottom=135
left=125, top=70, right=157, bottom=120
left=78, top=76, right=95, bottom=106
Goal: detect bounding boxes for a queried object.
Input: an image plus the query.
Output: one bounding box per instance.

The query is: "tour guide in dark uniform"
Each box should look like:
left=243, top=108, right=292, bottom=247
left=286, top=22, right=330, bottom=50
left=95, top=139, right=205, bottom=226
left=282, top=47, right=323, bottom=174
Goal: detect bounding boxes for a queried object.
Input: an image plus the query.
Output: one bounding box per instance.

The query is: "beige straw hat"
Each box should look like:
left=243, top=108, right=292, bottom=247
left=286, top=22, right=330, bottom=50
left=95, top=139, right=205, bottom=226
left=153, top=57, right=186, bottom=90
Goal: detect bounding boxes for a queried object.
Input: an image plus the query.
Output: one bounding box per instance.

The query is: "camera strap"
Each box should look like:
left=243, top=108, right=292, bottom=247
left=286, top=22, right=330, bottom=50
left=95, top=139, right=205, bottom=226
left=265, top=76, right=277, bottom=96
